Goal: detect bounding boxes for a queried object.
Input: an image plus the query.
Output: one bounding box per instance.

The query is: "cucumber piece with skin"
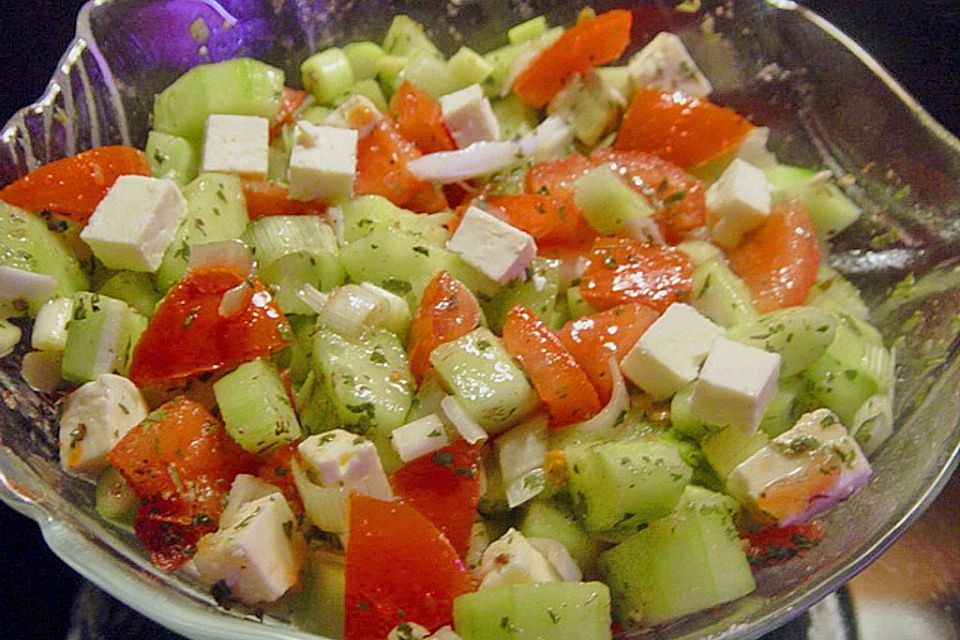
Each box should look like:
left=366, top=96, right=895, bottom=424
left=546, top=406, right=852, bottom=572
left=449, top=46, right=495, bottom=89
left=491, top=95, right=540, bottom=140
left=156, top=173, right=249, bottom=291
left=765, top=165, right=862, bottom=239
left=690, top=258, right=759, bottom=328
left=453, top=581, right=612, bottom=640
left=429, top=328, right=539, bottom=435
left=573, top=166, right=656, bottom=235
left=152, top=58, right=284, bottom=142
left=599, top=486, right=755, bottom=626
left=339, top=195, right=450, bottom=247
left=98, top=271, right=160, bottom=317
left=758, top=375, right=807, bottom=438
left=95, top=465, right=138, bottom=528
left=725, top=306, right=837, bottom=376
left=213, top=358, right=302, bottom=455
left=508, top=16, right=549, bottom=44
left=402, top=55, right=460, bottom=100
left=301, top=48, right=355, bottom=104
left=291, top=550, right=345, bottom=638
left=145, top=130, right=199, bottom=186
left=61, top=293, right=140, bottom=384
left=382, top=15, right=442, bottom=60
left=343, top=41, right=386, bottom=81
left=520, top=501, right=602, bottom=572
left=566, top=286, right=597, bottom=320
left=805, top=265, right=870, bottom=320
left=701, top=425, right=769, bottom=481
left=483, top=257, right=562, bottom=333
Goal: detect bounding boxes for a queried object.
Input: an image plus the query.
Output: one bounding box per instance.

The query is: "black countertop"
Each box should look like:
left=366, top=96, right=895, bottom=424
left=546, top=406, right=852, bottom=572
left=0, top=1, right=957, bottom=639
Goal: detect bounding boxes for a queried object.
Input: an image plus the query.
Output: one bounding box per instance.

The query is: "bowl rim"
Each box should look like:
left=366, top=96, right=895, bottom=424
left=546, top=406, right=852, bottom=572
left=1, top=2, right=959, bottom=640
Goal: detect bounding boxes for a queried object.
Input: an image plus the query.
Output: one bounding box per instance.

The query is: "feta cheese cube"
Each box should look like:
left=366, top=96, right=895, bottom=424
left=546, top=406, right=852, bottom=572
left=620, top=303, right=723, bottom=400
left=58, top=373, right=148, bottom=480
left=477, top=528, right=560, bottom=589
left=706, top=158, right=773, bottom=250
left=324, top=94, right=383, bottom=137
left=287, top=121, right=358, bottom=203
left=628, top=32, right=713, bottom=98
left=726, top=409, right=871, bottom=526
left=391, top=414, right=451, bottom=463
left=79, top=175, right=187, bottom=272
left=298, top=429, right=393, bottom=500
left=446, top=205, right=537, bottom=284
left=220, top=474, right=282, bottom=528
left=440, top=395, right=488, bottom=445
left=689, top=336, right=780, bottom=431
left=192, top=493, right=303, bottom=605
left=439, top=84, right=500, bottom=148
left=201, top=114, right=269, bottom=178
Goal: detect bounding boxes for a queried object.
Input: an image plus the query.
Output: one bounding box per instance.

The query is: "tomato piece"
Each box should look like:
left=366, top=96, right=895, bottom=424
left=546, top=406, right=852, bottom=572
left=389, top=80, right=458, bottom=155
left=742, top=521, right=825, bottom=569
left=558, top=303, right=660, bottom=402
left=256, top=441, right=306, bottom=516
left=407, top=271, right=482, bottom=383
left=109, top=397, right=256, bottom=570
left=728, top=202, right=821, bottom=313
left=502, top=305, right=602, bottom=426
left=241, top=179, right=327, bottom=218
left=590, top=149, right=707, bottom=244
left=391, top=440, right=484, bottom=558
left=270, top=87, right=308, bottom=141
left=487, top=194, right=594, bottom=248
left=355, top=117, right=447, bottom=213
left=513, top=9, right=633, bottom=108
left=579, top=238, right=693, bottom=312
left=128, top=266, right=292, bottom=388
left=345, top=494, right=475, bottom=640
left=524, top=152, right=592, bottom=200
left=0, top=146, right=151, bottom=223
left=616, top=88, right=755, bottom=168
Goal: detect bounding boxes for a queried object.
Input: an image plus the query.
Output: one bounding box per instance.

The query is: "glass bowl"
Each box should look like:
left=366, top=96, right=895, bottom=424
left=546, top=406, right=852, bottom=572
left=1, top=1, right=959, bottom=639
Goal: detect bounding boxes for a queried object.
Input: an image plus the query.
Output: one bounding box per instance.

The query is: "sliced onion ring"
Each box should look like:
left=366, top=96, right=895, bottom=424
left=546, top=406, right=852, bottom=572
left=407, top=141, right=520, bottom=183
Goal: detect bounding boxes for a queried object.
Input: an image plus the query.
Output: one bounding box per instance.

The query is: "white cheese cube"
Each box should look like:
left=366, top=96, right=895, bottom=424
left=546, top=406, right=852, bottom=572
left=439, top=84, right=500, bottom=148
left=726, top=409, right=872, bottom=526
left=628, top=32, right=713, bottom=98
left=192, top=494, right=303, bottom=605
left=447, top=205, right=536, bottom=284
left=706, top=158, right=773, bottom=250
left=220, top=474, right=282, bottom=528
left=79, top=175, right=187, bottom=272
left=201, top=114, right=269, bottom=178
left=689, top=336, right=780, bottom=431
left=477, top=528, right=560, bottom=589
left=298, top=429, right=393, bottom=500
left=58, top=373, right=148, bottom=481
left=391, top=414, right=451, bottom=463
left=440, top=395, right=488, bottom=445
left=620, top=302, right=723, bottom=400
left=288, top=121, right=358, bottom=203
left=324, top=94, right=383, bottom=137
left=528, top=537, right=582, bottom=582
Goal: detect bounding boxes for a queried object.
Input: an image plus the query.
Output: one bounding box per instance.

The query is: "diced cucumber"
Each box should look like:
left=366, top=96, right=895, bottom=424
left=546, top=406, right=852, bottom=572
left=482, top=28, right=562, bottom=98
left=491, top=95, right=540, bottom=140
left=701, top=425, right=769, bottom=481
left=430, top=328, right=539, bottom=435
left=670, top=382, right=712, bottom=440
left=0, top=202, right=89, bottom=314
left=758, top=375, right=807, bottom=438
left=94, top=465, right=138, bottom=528
left=479, top=454, right=510, bottom=516
left=343, top=41, right=386, bottom=81
left=509, top=16, right=549, bottom=44
left=311, top=326, right=414, bottom=471
left=152, top=58, right=284, bottom=141
left=596, top=66, right=632, bottom=100
left=658, top=429, right=723, bottom=493
left=599, top=486, right=755, bottom=626
left=213, top=359, right=302, bottom=454
left=402, top=55, right=460, bottom=100
left=301, top=48, right=355, bottom=104
left=765, top=165, right=862, bottom=239
left=407, top=373, right=447, bottom=422
left=376, top=54, right=408, bottom=95
left=520, top=501, right=601, bottom=572
left=805, top=265, right=870, bottom=320
left=145, top=130, right=199, bottom=186
left=291, top=550, right=345, bottom=639
left=286, top=315, right=317, bottom=387
left=566, top=286, right=597, bottom=320
left=851, top=392, right=894, bottom=456
left=565, top=439, right=691, bottom=537
left=61, top=293, right=138, bottom=384
left=382, top=15, right=442, bottom=60
left=483, top=257, right=561, bottom=333
left=339, top=195, right=450, bottom=247
left=98, top=271, right=160, bottom=317
left=31, top=296, right=75, bottom=352
left=574, top=166, right=655, bottom=235
left=348, top=79, right=388, bottom=112
left=547, top=71, right=623, bottom=146
left=156, top=173, right=249, bottom=291
left=690, top=258, right=759, bottom=328
left=725, top=306, right=837, bottom=376
left=677, top=239, right=723, bottom=266
left=453, top=582, right=612, bottom=640
left=449, top=46, right=495, bottom=89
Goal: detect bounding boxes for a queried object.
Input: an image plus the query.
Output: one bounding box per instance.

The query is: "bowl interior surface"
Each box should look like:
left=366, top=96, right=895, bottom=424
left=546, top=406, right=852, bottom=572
left=1, top=1, right=959, bottom=640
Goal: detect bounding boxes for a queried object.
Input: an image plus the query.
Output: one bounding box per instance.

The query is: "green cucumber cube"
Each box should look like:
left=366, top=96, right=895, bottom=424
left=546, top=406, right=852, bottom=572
left=213, top=359, right=302, bottom=454
left=145, top=130, right=199, bottom=186
left=726, top=306, right=837, bottom=376
left=291, top=550, right=345, bottom=638
left=765, top=165, right=862, bottom=239
left=61, top=293, right=138, bottom=384
left=690, top=258, right=759, bottom=328
left=98, top=271, right=160, bottom=317
left=483, top=257, right=562, bottom=332
left=520, top=501, right=602, bottom=572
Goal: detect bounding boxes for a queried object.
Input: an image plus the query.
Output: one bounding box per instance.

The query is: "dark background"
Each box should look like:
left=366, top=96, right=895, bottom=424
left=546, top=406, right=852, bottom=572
left=0, top=1, right=958, bottom=638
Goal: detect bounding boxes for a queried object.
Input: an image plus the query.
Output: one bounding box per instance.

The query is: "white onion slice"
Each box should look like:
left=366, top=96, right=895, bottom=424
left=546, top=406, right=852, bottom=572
left=296, top=283, right=330, bottom=315
left=0, top=266, right=56, bottom=302
left=553, top=358, right=629, bottom=446
left=440, top=395, right=488, bottom=445
left=623, top=215, right=666, bottom=246
left=218, top=280, right=253, bottom=317
left=407, top=141, right=520, bottom=183
left=188, top=239, right=254, bottom=275
left=291, top=460, right=349, bottom=534
left=0, top=320, right=21, bottom=358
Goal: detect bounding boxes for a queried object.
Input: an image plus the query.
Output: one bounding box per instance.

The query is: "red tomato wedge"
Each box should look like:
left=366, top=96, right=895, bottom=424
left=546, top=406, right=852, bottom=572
left=407, top=271, right=482, bottom=383
left=345, top=494, right=476, bottom=640
left=270, top=87, right=308, bottom=141
left=502, top=305, right=602, bottom=426
left=242, top=179, right=327, bottom=218
left=0, top=146, right=151, bottom=223
left=616, top=88, right=755, bottom=168
left=128, top=266, right=292, bottom=388
left=728, top=202, right=821, bottom=313
left=256, top=441, right=306, bottom=516
left=391, top=440, right=484, bottom=559
left=389, top=80, right=458, bottom=155
left=513, top=9, right=633, bottom=108
left=356, top=117, right=447, bottom=213
left=558, top=303, right=660, bottom=403
left=525, top=153, right=592, bottom=199
left=487, top=194, right=595, bottom=249
left=109, top=397, right=256, bottom=570
left=579, top=238, right=693, bottom=312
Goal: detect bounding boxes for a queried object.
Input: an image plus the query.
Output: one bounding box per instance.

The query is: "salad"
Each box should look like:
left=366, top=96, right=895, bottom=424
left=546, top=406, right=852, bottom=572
left=0, top=7, right=896, bottom=640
